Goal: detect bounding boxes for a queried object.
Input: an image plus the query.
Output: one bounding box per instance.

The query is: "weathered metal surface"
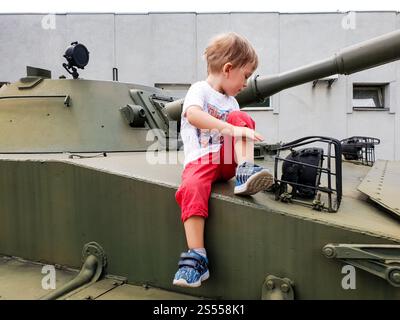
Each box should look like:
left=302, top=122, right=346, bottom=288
left=1, top=152, right=397, bottom=241
left=41, top=242, right=106, bottom=300
left=0, top=255, right=77, bottom=300
left=358, top=160, right=400, bottom=218
left=323, top=244, right=400, bottom=287
left=0, top=80, right=159, bottom=152
left=0, top=255, right=198, bottom=300
left=96, top=283, right=201, bottom=300
left=0, top=154, right=399, bottom=299
left=65, top=278, right=126, bottom=300
left=261, top=275, right=295, bottom=300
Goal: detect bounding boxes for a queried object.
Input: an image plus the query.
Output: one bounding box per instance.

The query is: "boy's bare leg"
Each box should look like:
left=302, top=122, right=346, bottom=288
left=174, top=215, right=208, bottom=287
left=234, top=136, right=254, bottom=164
left=183, top=216, right=205, bottom=249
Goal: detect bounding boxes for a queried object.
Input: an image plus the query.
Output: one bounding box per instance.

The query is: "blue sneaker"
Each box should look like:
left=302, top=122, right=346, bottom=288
left=173, top=250, right=210, bottom=288
left=234, top=162, right=273, bottom=195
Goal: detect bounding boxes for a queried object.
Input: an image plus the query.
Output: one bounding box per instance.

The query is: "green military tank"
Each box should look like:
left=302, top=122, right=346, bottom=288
left=0, top=30, right=400, bottom=300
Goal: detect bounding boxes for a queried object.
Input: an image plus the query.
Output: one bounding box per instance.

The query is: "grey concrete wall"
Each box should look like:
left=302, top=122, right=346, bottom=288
left=345, top=12, right=398, bottom=160
left=1, top=12, right=399, bottom=159
left=0, top=14, right=68, bottom=81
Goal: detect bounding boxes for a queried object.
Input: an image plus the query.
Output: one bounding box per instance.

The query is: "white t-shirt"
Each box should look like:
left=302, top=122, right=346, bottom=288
left=180, top=81, right=240, bottom=167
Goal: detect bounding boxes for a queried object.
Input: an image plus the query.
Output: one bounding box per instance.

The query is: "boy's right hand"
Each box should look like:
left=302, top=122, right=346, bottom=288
left=230, top=126, right=264, bottom=142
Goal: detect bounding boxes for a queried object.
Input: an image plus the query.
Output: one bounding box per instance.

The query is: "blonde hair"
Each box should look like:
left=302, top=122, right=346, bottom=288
left=204, top=32, right=258, bottom=74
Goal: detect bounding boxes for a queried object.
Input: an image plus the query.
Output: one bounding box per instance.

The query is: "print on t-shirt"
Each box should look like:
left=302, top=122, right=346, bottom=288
left=197, top=103, right=229, bottom=148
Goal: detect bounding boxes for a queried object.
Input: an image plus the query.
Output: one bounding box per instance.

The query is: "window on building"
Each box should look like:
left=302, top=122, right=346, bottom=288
left=241, top=97, right=271, bottom=110
left=353, top=84, right=387, bottom=110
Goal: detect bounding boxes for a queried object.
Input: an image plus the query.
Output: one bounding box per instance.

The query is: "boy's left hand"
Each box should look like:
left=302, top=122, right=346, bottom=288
left=231, top=126, right=264, bottom=142
left=253, top=130, right=265, bottom=142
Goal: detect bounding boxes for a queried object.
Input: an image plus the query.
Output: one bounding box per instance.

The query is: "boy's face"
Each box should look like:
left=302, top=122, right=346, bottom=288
left=221, top=63, right=254, bottom=96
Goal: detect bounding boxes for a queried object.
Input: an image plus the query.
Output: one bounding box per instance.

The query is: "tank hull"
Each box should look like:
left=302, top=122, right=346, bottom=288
left=1, top=153, right=399, bottom=299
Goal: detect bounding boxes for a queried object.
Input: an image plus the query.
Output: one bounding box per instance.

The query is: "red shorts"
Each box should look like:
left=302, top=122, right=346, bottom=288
left=175, top=110, right=256, bottom=222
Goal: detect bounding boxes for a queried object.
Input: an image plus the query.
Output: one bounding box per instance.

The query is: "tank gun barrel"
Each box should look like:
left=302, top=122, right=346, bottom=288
left=165, top=29, right=400, bottom=120
left=236, top=29, right=400, bottom=105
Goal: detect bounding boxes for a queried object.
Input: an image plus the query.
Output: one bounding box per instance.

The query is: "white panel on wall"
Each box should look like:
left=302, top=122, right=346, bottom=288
left=280, top=13, right=347, bottom=70
left=388, top=81, right=397, bottom=114
left=278, top=13, right=348, bottom=143
left=0, top=14, right=68, bottom=82
left=196, top=13, right=232, bottom=80
left=345, top=12, right=398, bottom=160
left=230, top=13, right=280, bottom=141
left=347, top=112, right=395, bottom=160
left=347, top=12, right=397, bottom=84
left=345, top=77, right=353, bottom=114
left=149, top=13, right=196, bottom=84
left=230, top=13, right=280, bottom=76
left=115, top=14, right=151, bottom=85
left=66, top=14, right=115, bottom=81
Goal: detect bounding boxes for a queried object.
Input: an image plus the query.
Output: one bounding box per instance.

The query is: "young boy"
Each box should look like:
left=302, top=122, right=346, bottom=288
left=173, top=32, right=273, bottom=288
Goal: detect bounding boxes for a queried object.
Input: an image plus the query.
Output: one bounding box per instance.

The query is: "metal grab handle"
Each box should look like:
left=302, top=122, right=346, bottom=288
left=0, top=94, right=71, bottom=107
